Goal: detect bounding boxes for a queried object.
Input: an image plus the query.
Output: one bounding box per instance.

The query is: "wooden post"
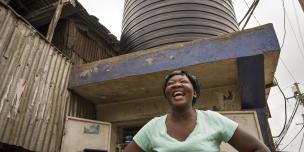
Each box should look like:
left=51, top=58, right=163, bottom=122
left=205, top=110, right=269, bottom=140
left=300, top=0, right=304, bottom=11
left=46, top=0, right=64, bottom=41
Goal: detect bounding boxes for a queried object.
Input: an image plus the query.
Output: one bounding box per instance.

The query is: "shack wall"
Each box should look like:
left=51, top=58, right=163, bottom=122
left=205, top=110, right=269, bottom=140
left=0, top=3, right=94, bottom=152
left=66, top=92, right=96, bottom=120
left=52, top=19, right=117, bottom=65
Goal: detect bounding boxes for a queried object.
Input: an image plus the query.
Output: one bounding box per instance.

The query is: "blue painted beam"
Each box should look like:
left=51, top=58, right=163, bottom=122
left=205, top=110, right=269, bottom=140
left=238, top=55, right=265, bottom=109
left=69, top=24, right=280, bottom=88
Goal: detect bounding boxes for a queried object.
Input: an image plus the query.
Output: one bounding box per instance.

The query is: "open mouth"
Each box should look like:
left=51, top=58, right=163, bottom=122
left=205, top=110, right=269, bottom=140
left=172, top=91, right=185, bottom=97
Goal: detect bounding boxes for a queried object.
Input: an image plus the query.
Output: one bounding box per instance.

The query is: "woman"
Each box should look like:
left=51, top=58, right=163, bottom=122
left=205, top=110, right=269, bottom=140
left=124, top=70, right=270, bottom=152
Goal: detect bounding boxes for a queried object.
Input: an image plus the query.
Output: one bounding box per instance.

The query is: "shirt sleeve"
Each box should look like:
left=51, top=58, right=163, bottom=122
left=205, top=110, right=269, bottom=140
left=133, top=118, right=156, bottom=151
left=207, top=110, right=238, bottom=143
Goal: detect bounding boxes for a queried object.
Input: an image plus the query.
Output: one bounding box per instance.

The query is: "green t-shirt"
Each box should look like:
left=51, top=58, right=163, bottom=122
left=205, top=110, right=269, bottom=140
left=133, top=110, right=238, bottom=152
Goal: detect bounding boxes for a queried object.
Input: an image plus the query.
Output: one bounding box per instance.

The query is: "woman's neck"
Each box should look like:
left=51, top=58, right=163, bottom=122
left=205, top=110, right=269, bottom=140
left=170, top=108, right=196, bottom=121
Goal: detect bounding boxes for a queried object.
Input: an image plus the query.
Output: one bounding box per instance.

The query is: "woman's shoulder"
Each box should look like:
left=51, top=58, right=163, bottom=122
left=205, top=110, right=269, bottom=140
left=196, top=109, right=223, bottom=118
left=145, top=114, right=167, bottom=127
left=196, top=109, right=238, bottom=127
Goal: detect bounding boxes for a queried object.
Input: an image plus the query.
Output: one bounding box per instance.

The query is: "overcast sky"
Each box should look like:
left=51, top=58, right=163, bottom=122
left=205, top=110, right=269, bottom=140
left=77, top=0, right=304, bottom=151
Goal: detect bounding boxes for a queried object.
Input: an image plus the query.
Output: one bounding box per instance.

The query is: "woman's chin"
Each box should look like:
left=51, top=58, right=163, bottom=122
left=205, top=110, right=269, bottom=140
left=170, top=100, right=190, bottom=108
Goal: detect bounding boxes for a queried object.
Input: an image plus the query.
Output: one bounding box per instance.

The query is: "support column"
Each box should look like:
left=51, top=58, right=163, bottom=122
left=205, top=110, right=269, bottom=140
left=237, top=54, right=265, bottom=109
left=237, top=55, right=274, bottom=151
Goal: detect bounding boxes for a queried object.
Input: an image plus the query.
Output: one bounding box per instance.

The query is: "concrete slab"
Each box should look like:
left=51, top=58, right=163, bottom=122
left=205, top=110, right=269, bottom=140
left=68, top=24, right=280, bottom=104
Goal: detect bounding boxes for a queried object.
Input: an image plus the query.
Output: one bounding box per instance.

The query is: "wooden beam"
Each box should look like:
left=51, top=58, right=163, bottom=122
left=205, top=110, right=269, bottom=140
left=24, top=2, right=78, bottom=27
left=46, top=0, right=64, bottom=41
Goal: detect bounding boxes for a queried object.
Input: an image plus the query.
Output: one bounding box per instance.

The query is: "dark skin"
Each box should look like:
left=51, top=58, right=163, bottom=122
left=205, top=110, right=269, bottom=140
left=124, top=75, right=270, bottom=152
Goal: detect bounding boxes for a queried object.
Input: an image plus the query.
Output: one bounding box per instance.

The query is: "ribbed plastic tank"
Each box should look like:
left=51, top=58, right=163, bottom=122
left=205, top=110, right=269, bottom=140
left=120, top=0, right=239, bottom=53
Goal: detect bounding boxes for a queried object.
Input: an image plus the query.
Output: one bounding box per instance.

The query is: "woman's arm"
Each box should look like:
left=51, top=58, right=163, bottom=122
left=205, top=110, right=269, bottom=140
left=123, top=141, right=144, bottom=152
left=228, top=127, right=270, bottom=152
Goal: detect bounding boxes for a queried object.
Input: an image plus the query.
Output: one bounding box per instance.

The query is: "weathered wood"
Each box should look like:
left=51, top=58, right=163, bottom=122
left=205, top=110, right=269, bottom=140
left=46, top=0, right=63, bottom=41
left=24, top=1, right=78, bottom=28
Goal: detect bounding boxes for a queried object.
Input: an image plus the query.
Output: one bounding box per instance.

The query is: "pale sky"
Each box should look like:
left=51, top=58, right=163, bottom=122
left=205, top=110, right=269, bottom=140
left=77, top=0, right=304, bottom=151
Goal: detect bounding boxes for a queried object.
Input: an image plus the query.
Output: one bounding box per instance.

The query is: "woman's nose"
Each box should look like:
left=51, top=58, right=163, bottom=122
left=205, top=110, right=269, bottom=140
left=172, top=82, right=182, bottom=87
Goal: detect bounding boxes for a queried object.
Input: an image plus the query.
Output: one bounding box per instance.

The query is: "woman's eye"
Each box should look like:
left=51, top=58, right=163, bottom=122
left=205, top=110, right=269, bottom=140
left=181, top=80, right=188, bottom=83
left=167, top=82, right=174, bottom=86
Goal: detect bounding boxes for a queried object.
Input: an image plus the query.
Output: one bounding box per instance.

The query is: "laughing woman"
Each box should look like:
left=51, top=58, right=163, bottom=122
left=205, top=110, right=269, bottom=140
left=124, top=70, right=270, bottom=152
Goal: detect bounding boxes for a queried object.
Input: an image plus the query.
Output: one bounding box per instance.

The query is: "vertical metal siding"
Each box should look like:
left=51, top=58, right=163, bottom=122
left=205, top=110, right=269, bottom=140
left=0, top=3, right=71, bottom=152
left=52, top=19, right=117, bottom=65
left=69, top=20, right=117, bottom=63
left=65, top=92, right=96, bottom=120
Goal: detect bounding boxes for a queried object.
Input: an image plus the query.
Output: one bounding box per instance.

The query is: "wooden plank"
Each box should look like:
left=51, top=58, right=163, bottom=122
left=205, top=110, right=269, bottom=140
left=46, top=0, right=64, bottom=41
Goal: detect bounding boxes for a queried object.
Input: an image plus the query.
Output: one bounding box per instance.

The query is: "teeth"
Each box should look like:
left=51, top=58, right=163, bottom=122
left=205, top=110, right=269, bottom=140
left=173, top=91, right=184, bottom=97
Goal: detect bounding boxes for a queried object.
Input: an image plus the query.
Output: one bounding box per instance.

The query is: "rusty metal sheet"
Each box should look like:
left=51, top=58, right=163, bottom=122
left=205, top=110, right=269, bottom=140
left=0, top=2, right=72, bottom=152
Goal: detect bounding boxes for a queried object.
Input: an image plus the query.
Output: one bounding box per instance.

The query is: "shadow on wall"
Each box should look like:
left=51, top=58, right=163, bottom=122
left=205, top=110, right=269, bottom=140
left=0, top=142, right=33, bottom=152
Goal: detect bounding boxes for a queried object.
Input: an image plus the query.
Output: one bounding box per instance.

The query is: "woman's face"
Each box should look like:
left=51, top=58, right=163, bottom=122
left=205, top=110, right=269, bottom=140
left=165, top=74, right=197, bottom=108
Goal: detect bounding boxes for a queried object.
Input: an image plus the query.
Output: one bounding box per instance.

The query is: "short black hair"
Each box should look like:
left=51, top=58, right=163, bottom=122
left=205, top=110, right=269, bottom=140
left=162, top=70, right=200, bottom=105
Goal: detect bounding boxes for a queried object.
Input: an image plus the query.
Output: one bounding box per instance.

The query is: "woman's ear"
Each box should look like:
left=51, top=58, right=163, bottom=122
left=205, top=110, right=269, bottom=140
left=193, top=92, right=197, bottom=98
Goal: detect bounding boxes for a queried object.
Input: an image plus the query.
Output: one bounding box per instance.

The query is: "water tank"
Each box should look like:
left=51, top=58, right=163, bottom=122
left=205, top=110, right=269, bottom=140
left=120, top=0, right=239, bottom=53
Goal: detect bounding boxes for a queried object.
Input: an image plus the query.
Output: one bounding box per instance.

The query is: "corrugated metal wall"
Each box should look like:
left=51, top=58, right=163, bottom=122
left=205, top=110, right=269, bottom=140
left=0, top=3, right=71, bottom=152
left=66, top=92, right=96, bottom=120
left=52, top=19, right=117, bottom=65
